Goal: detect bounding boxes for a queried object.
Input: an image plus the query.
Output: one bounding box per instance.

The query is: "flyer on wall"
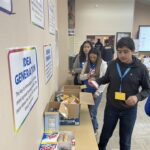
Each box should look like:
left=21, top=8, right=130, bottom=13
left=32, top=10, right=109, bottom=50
left=30, top=0, right=44, bottom=29
left=0, top=0, right=12, bottom=14
left=43, top=45, right=53, bottom=84
left=48, top=0, right=56, bottom=35
left=8, top=46, right=39, bottom=132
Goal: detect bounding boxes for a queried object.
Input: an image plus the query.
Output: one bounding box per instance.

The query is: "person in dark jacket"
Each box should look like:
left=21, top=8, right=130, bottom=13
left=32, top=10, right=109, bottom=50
left=95, top=39, right=104, bottom=57
left=90, top=37, right=150, bottom=150
left=102, top=39, right=114, bottom=63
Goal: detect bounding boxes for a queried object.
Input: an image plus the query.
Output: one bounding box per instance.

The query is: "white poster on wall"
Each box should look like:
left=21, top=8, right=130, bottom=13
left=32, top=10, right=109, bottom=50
left=139, top=26, right=150, bottom=51
left=44, top=45, right=53, bottom=83
left=8, top=47, right=39, bottom=132
left=30, top=0, right=44, bottom=28
left=48, top=0, right=56, bottom=35
left=0, top=0, right=12, bottom=13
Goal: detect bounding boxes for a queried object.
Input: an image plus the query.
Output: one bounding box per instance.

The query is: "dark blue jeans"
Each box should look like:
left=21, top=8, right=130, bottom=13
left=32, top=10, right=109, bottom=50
left=98, top=103, right=137, bottom=150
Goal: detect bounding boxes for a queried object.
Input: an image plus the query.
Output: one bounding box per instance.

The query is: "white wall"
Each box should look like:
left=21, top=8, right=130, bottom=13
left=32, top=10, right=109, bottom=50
left=74, top=0, right=135, bottom=52
left=57, top=0, right=69, bottom=88
left=0, top=0, right=68, bottom=150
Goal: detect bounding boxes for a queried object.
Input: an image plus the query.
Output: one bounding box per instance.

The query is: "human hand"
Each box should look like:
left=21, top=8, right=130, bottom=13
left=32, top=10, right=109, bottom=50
left=88, top=78, right=93, bottom=86
left=125, top=96, right=138, bottom=106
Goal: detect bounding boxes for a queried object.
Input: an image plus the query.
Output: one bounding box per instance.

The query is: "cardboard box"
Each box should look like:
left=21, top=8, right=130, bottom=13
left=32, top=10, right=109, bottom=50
left=63, top=85, right=81, bottom=93
left=63, top=85, right=87, bottom=92
left=44, top=92, right=94, bottom=126
left=58, top=91, right=94, bottom=125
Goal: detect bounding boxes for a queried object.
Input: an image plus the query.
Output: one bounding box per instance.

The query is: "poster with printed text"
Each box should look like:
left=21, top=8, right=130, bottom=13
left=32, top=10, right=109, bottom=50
left=0, top=0, right=12, bottom=14
left=48, top=0, right=56, bottom=35
left=8, top=47, right=39, bottom=132
left=30, top=0, right=44, bottom=28
left=44, top=45, right=53, bottom=83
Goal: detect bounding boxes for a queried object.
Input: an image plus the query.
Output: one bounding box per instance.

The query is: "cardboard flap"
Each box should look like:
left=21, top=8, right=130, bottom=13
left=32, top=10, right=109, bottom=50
left=63, top=84, right=87, bottom=90
left=44, top=101, right=59, bottom=113
left=63, top=91, right=79, bottom=97
left=79, top=92, right=94, bottom=105
left=67, top=104, right=80, bottom=118
left=63, top=85, right=81, bottom=93
left=64, top=85, right=81, bottom=89
left=49, top=101, right=60, bottom=109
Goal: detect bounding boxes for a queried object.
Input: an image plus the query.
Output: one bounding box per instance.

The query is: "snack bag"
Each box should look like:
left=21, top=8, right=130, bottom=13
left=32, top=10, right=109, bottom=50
left=57, top=131, right=75, bottom=150
left=41, top=133, right=59, bottom=144
left=39, top=144, right=57, bottom=150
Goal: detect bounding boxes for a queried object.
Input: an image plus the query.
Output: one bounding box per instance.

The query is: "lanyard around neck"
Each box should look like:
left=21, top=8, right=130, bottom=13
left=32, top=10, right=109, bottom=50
left=116, top=63, right=131, bottom=92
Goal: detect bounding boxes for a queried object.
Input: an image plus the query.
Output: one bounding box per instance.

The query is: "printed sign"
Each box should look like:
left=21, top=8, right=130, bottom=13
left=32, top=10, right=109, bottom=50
left=44, top=45, right=53, bottom=83
left=8, top=47, right=39, bottom=132
left=48, top=0, right=56, bottom=35
left=0, top=0, right=12, bottom=14
left=30, top=0, right=44, bottom=28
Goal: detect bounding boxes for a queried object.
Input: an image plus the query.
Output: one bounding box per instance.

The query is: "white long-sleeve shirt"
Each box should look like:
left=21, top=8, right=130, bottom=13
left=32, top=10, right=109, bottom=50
left=80, top=60, right=107, bottom=95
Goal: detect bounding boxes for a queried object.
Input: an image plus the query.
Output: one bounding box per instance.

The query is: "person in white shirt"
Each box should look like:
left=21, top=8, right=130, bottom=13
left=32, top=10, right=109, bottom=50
left=80, top=48, right=107, bottom=133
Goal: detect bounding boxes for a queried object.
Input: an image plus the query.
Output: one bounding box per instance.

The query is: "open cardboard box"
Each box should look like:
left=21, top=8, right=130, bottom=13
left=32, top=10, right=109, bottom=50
left=44, top=91, right=94, bottom=126
left=63, top=85, right=87, bottom=93
left=63, top=85, right=81, bottom=93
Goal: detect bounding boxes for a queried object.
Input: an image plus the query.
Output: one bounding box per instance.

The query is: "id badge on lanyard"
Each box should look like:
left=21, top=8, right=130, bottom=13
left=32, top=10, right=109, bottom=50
left=115, top=63, right=131, bottom=101
left=115, top=92, right=126, bottom=101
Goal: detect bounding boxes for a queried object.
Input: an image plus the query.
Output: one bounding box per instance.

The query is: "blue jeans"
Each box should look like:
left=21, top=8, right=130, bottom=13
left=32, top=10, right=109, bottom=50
left=98, top=103, right=137, bottom=150
left=89, top=93, right=103, bottom=132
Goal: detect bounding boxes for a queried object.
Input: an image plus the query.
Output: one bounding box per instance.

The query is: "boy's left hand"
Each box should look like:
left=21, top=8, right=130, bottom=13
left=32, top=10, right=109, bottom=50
left=125, top=96, right=138, bottom=106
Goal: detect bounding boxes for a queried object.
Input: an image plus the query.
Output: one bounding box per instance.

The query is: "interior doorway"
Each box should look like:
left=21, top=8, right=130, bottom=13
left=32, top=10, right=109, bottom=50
left=86, top=35, right=115, bottom=48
